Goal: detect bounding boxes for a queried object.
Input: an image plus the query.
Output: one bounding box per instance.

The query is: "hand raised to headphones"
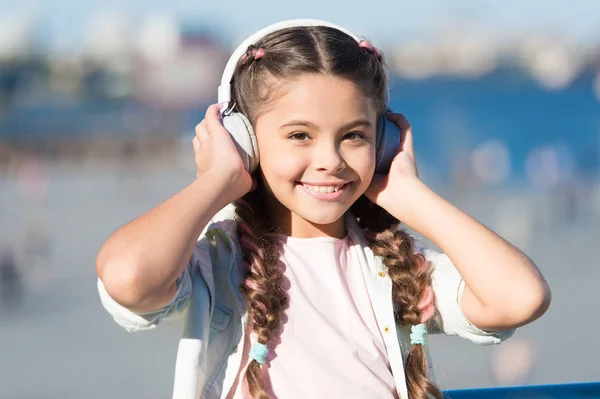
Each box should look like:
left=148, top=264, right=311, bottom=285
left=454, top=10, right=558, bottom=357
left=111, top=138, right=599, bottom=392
left=192, top=103, right=254, bottom=198
left=364, top=112, right=419, bottom=210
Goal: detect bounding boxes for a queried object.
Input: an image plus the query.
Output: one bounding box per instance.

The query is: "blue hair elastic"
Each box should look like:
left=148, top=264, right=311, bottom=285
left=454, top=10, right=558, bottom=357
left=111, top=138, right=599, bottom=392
left=250, top=342, right=269, bottom=364
left=410, top=324, right=427, bottom=346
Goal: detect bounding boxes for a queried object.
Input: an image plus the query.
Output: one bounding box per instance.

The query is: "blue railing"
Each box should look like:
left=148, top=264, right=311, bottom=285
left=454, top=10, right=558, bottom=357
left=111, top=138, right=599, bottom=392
left=444, top=382, right=600, bottom=398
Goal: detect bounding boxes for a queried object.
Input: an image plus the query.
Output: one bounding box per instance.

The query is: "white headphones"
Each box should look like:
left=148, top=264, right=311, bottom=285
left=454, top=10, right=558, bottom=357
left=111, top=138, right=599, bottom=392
left=217, top=19, right=400, bottom=174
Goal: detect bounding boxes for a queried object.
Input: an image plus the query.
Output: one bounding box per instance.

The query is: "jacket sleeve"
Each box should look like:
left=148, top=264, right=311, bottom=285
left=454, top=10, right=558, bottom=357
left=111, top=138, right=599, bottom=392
left=424, top=249, right=515, bottom=345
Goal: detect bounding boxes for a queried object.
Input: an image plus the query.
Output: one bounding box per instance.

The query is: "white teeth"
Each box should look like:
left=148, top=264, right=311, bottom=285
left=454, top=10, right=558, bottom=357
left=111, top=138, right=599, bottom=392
left=303, top=184, right=344, bottom=193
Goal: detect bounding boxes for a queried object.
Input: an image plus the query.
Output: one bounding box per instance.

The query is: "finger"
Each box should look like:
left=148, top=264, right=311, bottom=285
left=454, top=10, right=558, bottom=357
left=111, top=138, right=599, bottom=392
left=205, top=103, right=226, bottom=135
left=205, top=103, right=223, bottom=119
left=192, top=136, right=200, bottom=153
left=195, top=119, right=206, bottom=141
left=386, top=112, right=411, bottom=131
left=401, top=123, right=414, bottom=154
left=388, top=112, right=414, bottom=153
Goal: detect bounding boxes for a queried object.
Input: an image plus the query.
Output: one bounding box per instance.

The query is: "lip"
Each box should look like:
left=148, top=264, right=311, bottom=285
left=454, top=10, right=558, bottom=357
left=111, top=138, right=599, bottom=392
left=299, top=181, right=349, bottom=186
left=297, top=182, right=351, bottom=201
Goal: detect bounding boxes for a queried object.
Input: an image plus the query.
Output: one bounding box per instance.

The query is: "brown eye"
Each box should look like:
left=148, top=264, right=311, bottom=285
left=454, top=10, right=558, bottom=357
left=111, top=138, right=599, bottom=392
left=344, top=132, right=366, bottom=141
left=289, top=132, right=311, bottom=141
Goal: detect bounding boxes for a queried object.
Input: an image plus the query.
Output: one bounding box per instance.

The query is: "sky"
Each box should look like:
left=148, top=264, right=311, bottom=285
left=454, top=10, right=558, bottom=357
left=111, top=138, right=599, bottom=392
left=2, top=0, right=600, bottom=53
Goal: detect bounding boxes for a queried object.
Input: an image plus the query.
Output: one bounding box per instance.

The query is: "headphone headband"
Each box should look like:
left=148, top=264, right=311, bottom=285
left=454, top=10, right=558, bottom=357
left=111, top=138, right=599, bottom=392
left=217, top=19, right=362, bottom=105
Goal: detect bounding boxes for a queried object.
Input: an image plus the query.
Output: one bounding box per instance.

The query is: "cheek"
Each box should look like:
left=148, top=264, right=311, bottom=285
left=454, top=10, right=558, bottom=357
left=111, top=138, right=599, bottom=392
left=258, top=142, right=305, bottom=184
left=345, top=146, right=376, bottom=179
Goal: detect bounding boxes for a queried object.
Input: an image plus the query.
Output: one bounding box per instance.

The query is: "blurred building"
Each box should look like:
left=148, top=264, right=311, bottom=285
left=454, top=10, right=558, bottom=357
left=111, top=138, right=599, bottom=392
left=0, top=15, right=228, bottom=166
left=0, top=13, right=599, bottom=177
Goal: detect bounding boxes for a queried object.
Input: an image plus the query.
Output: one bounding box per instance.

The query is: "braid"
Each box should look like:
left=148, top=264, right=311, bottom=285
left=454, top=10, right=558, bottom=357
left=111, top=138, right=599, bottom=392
left=234, top=181, right=288, bottom=398
left=351, top=196, right=443, bottom=399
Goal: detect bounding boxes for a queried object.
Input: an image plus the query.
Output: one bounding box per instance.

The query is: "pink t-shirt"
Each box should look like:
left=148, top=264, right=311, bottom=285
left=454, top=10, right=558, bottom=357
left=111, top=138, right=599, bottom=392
left=227, top=235, right=398, bottom=399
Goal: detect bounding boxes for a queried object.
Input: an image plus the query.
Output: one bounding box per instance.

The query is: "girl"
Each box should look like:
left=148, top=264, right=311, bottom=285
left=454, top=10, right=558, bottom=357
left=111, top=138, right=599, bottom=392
left=96, top=20, right=551, bottom=399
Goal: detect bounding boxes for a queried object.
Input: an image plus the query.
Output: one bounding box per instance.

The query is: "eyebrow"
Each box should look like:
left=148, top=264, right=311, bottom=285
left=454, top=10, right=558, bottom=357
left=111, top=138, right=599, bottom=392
left=279, top=119, right=373, bottom=131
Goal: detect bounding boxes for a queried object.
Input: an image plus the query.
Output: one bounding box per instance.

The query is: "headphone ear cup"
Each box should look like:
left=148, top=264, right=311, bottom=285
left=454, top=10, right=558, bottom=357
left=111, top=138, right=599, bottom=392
left=374, top=113, right=401, bottom=175
left=221, top=112, right=259, bottom=173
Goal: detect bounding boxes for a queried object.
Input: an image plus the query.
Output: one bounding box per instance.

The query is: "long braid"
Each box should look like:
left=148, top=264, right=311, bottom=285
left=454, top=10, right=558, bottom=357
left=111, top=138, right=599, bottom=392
left=234, top=184, right=288, bottom=398
left=351, top=196, right=443, bottom=399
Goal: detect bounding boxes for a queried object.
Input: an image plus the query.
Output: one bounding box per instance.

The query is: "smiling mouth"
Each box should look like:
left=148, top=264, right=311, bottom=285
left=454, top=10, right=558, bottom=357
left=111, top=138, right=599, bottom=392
left=298, top=182, right=350, bottom=193
left=295, top=182, right=352, bottom=202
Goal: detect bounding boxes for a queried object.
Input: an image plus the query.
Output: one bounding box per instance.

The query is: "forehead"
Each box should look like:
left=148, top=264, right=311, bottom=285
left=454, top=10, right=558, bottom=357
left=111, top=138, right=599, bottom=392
left=256, top=73, right=377, bottom=125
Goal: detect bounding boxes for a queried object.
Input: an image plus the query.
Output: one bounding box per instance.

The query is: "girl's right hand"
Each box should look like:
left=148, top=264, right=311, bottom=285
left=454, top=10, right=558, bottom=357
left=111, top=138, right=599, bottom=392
left=193, top=104, right=253, bottom=198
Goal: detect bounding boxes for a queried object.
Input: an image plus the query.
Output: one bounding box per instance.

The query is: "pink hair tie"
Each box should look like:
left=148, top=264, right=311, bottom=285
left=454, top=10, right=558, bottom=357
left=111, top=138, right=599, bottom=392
left=418, top=285, right=436, bottom=324
left=241, top=47, right=265, bottom=62
left=359, top=40, right=380, bottom=57
left=251, top=47, right=265, bottom=60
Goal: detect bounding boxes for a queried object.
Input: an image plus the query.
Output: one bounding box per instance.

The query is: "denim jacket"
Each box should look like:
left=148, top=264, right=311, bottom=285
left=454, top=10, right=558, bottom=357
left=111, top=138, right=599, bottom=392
left=98, top=205, right=514, bottom=399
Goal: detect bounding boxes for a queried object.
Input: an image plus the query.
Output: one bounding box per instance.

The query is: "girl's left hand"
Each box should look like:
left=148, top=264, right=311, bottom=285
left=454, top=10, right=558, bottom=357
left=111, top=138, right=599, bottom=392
left=364, top=112, right=419, bottom=210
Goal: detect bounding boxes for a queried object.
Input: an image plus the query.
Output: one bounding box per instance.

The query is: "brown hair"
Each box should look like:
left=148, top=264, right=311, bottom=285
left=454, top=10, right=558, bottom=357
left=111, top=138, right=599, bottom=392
left=232, top=26, right=442, bottom=399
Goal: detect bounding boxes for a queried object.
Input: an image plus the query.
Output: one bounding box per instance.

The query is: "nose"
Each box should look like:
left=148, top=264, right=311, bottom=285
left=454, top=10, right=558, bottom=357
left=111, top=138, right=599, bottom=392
left=313, top=141, right=346, bottom=173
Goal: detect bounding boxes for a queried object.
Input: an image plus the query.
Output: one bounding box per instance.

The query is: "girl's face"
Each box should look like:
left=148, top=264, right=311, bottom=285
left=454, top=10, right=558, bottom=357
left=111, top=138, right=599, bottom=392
left=254, top=73, right=377, bottom=238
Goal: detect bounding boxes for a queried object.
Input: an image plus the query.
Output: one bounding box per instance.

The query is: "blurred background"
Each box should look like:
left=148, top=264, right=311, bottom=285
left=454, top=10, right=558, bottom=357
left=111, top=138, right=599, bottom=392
left=0, top=0, right=599, bottom=398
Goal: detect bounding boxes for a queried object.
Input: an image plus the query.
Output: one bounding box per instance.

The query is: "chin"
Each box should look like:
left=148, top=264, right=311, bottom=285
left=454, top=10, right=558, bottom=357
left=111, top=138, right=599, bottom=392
left=297, top=208, right=347, bottom=226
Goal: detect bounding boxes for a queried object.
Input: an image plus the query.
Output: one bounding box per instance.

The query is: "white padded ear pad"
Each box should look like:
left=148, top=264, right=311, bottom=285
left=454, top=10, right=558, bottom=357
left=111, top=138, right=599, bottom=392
left=222, top=112, right=259, bottom=173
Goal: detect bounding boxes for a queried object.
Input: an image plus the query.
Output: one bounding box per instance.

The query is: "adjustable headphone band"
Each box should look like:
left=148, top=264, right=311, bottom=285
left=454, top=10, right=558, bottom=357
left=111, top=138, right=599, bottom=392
left=217, top=19, right=362, bottom=106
